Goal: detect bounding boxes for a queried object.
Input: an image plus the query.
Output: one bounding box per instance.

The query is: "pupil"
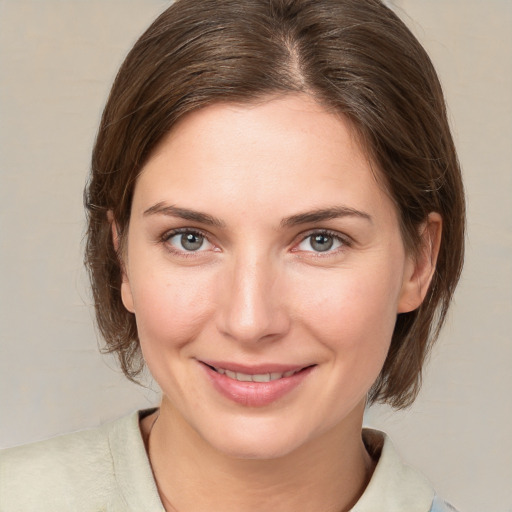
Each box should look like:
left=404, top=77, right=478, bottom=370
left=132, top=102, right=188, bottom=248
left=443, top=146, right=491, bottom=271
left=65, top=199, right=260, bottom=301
left=311, top=234, right=333, bottom=252
left=181, top=233, right=203, bottom=251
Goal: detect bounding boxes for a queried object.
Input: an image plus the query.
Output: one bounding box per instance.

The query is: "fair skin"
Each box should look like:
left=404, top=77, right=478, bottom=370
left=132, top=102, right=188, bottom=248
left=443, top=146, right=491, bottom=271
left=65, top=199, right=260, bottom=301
left=116, top=94, right=441, bottom=512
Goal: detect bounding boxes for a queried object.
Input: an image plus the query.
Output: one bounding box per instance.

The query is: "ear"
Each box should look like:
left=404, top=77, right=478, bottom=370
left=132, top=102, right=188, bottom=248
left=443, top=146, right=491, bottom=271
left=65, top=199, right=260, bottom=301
left=108, top=211, right=135, bottom=314
left=398, top=212, right=442, bottom=313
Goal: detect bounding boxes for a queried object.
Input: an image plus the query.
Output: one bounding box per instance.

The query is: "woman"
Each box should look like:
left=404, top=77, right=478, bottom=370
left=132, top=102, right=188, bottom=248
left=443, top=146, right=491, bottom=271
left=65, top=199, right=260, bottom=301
left=0, top=0, right=464, bottom=510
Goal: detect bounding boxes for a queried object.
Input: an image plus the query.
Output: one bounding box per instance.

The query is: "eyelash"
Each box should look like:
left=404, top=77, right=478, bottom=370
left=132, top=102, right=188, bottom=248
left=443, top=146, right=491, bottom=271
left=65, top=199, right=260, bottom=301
left=160, top=228, right=351, bottom=258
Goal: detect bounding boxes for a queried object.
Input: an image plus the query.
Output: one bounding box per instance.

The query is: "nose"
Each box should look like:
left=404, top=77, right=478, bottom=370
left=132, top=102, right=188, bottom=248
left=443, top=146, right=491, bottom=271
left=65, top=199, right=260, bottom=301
left=216, top=252, right=290, bottom=344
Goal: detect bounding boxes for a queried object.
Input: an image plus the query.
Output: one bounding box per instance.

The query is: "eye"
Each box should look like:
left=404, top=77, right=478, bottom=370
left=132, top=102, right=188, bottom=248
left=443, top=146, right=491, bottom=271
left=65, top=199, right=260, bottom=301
left=165, top=230, right=214, bottom=253
left=296, top=231, right=345, bottom=253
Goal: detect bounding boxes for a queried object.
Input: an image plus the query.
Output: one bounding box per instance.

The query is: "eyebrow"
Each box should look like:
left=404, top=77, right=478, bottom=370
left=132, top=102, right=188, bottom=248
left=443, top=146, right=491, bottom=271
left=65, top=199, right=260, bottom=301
left=280, top=206, right=372, bottom=228
left=143, top=203, right=226, bottom=228
left=143, top=202, right=371, bottom=229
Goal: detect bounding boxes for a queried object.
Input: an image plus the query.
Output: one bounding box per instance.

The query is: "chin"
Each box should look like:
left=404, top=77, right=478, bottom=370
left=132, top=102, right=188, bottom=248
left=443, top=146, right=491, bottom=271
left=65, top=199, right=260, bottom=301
left=211, top=432, right=304, bottom=460
left=196, top=413, right=322, bottom=461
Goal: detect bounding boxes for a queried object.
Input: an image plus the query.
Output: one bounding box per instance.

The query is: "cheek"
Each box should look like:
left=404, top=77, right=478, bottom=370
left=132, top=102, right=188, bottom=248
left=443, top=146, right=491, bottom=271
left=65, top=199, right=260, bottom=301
left=130, top=268, right=217, bottom=353
left=293, top=262, right=402, bottom=359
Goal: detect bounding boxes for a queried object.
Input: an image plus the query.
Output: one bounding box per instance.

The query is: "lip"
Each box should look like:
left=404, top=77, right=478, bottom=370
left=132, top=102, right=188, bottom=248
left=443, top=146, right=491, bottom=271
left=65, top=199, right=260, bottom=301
left=199, top=360, right=315, bottom=407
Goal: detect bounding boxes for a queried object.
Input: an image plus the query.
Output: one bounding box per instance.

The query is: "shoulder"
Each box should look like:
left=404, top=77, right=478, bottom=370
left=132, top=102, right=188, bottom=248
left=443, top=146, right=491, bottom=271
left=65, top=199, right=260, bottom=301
left=0, top=411, right=146, bottom=511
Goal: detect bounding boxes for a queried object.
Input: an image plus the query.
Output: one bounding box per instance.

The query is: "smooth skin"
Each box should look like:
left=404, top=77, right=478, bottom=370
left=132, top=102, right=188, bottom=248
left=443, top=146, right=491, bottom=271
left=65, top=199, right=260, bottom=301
left=116, top=94, right=441, bottom=511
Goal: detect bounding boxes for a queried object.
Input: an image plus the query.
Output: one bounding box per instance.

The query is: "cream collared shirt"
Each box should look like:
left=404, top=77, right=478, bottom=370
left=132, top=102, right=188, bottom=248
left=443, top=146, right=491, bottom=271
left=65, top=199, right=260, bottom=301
left=0, top=410, right=455, bottom=511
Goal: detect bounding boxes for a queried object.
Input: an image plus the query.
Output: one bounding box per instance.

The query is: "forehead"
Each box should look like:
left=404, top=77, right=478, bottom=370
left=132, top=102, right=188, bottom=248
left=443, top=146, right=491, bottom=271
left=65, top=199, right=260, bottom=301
left=133, top=94, right=396, bottom=227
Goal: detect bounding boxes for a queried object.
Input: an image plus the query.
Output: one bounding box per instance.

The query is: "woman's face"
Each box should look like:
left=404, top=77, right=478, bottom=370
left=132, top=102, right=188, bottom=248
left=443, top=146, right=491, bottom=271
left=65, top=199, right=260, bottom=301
left=120, top=94, right=426, bottom=459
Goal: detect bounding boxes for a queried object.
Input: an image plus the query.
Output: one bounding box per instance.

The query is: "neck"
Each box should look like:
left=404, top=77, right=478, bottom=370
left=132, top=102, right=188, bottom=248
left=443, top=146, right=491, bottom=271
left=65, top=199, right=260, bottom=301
left=144, top=399, right=374, bottom=512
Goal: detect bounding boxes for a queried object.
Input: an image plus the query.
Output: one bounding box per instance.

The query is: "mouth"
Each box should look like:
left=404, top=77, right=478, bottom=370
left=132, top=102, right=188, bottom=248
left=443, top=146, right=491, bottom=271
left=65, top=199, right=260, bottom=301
left=204, top=363, right=307, bottom=383
left=199, top=360, right=315, bottom=407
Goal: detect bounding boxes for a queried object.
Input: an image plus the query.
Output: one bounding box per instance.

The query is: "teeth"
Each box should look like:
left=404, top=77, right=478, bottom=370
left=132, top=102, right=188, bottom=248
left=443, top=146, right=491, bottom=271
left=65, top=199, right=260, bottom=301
left=225, top=369, right=237, bottom=379
left=252, top=373, right=271, bottom=383
left=214, top=367, right=300, bottom=382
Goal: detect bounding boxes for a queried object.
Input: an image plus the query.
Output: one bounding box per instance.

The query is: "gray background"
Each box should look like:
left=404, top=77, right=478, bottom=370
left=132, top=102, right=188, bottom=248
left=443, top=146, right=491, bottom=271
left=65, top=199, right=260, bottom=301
left=0, top=1, right=511, bottom=511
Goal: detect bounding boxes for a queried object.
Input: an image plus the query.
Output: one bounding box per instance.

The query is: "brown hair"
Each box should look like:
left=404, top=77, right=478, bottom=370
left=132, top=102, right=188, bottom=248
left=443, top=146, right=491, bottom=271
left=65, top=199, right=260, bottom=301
left=85, top=0, right=465, bottom=408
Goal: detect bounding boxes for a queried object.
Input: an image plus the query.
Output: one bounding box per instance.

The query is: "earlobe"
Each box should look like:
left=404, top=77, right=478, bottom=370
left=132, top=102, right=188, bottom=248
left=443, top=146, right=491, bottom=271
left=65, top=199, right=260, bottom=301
left=108, top=211, right=135, bottom=314
left=397, top=212, right=442, bottom=313
left=121, top=280, right=135, bottom=314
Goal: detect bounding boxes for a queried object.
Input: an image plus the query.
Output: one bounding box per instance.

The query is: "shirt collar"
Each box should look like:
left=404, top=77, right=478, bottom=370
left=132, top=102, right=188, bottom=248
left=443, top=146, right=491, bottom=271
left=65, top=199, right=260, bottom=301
left=350, top=428, right=434, bottom=511
left=108, top=409, right=164, bottom=512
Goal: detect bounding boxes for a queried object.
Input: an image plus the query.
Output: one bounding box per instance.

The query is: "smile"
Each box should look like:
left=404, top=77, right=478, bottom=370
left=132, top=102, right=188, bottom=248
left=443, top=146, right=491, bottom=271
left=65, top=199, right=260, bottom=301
left=209, top=365, right=302, bottom=383
left=200, top=361, right=315, bottom=407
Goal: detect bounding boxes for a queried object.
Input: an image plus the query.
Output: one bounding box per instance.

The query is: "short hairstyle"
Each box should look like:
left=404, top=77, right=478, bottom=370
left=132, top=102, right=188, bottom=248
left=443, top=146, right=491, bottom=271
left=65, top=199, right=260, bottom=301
left=85, top=0, right=465, bottom=408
